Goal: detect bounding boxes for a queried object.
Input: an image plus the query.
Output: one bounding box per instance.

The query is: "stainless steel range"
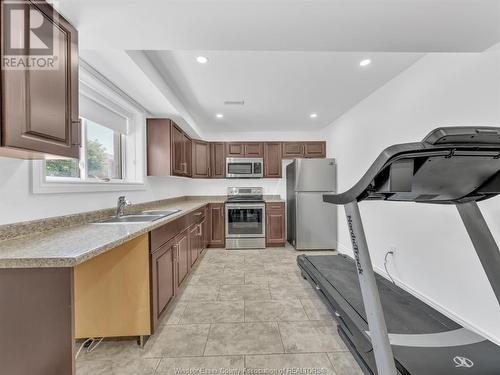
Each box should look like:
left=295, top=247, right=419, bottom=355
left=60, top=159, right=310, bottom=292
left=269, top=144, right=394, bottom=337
left=225, top=187, right=266, bottom=249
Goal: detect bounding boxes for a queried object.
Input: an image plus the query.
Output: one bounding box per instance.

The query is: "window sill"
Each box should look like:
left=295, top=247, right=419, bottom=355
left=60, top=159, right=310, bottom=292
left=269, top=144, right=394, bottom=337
left=32, top=162, right=146, bottom=194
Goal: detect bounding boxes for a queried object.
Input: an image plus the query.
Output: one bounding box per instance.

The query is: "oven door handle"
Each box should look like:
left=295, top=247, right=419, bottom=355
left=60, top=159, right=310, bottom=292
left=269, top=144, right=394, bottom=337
left=225, top=204, right=265, bottom=210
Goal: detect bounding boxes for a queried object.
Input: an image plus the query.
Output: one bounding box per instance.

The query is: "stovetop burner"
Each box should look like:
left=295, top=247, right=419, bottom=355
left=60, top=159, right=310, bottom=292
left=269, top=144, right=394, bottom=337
left=226, top=187, right=264, bottom=204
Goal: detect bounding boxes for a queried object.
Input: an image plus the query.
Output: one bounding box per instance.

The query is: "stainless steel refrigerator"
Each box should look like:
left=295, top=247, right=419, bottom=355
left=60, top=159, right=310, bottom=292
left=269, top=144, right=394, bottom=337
left=286, top=159, right=337, bottom=250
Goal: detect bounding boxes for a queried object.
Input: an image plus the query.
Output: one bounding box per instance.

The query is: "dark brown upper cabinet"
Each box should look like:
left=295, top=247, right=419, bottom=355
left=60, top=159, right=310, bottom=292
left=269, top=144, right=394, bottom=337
left=147, top=119, right=191, bottom=177
left=209, top=142, right=225, bottom=178
left=172, top=125, right=192, bottom=177
left=282, top=142, right=304, bottom=159
left=226, top=142, right=245, bottom=157
left=264, top=142, right=282, bottom=178
left=192, top=140, right=210, bottom=178
left=304, top=141, right=326, bottom=158
left=0, top=0, right=80, bottom=159
left=266, top=202, right=286, bottom=247
left=282, top=141, right=326, bottom=159
left=245, top=142, right=264, bottom=157
left=225, top=142, right=264, bottom=157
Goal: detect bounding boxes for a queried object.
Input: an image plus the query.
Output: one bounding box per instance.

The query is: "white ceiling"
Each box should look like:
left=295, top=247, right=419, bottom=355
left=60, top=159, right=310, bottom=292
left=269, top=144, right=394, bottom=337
left=145, top=51, right=423, bottom=132
left=58, top=0, right=500, bottom=52
left=58, top=0, right=500, bottom=135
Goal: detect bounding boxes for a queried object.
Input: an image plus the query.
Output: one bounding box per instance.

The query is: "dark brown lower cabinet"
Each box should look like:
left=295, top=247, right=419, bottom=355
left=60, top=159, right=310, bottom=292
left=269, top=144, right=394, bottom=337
left=208, top=203, right=225, bottom=248
left=176, top=229, right=190, bottom=287
left=150, top=239, right=176, bottom=331
left=190, top=224, right=199, bottom=266
left=201, top=209, right=209, bottom=251
left=266, top=202, right=286, bottom=246
left=150, top=205, right=209, bottom=333
left=0, top=267, right=74, bottom=375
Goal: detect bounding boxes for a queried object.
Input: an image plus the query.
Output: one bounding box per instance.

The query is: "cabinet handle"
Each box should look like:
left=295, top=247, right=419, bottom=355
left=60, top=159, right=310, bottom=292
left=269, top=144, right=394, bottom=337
left=72, top=119, right=82, bottom=146
left=198, top=224, right=202, bottom=236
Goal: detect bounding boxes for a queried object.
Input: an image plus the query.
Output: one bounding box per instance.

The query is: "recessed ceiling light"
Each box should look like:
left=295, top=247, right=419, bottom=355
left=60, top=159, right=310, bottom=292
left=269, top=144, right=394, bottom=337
left=310, top=113, right=318, bottom=119
left=359, top=59, right=372, bottom=67
left=216, top=113, right=224, bottom=119
left=196, top=56, right=208, bottom=64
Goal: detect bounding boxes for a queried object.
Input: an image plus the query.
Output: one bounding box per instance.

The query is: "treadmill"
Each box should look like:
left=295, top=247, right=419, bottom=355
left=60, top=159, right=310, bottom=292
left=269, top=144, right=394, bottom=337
left=297, top=127, right=500, bottom=374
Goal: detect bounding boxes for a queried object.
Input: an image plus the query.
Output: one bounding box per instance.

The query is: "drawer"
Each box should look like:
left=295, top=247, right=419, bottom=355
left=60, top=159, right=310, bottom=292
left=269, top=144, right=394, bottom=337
left=189, top=207, right=206, bottom=224
left=266, top=202, right=285, bottom=211
left=150, top=214, right=189, bottom=251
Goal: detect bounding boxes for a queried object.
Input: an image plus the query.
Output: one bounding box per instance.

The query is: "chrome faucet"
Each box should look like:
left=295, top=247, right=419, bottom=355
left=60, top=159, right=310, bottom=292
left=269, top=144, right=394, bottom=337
left=116, top=196, right=132, bottom=217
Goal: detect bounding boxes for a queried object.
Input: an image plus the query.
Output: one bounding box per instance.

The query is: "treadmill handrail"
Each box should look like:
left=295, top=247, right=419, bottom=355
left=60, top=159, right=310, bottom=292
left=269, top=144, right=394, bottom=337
left=323, top=142, right=424, bottom=205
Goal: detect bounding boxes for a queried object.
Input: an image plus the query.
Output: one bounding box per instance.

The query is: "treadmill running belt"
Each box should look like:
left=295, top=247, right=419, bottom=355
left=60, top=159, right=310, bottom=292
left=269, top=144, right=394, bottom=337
left=298, top=254, right=500, bottom=375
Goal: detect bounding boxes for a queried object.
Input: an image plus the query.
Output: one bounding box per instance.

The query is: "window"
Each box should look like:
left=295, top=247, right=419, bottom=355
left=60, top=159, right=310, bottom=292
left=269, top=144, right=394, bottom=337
left=45, top=119, right=124, bottom=181
left=32, top=60, right=146, bottom=194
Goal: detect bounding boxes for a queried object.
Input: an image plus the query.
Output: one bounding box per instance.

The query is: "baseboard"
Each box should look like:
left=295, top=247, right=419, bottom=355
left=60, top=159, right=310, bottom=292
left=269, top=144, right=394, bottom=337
left=373, top=265, right=500, bottom=346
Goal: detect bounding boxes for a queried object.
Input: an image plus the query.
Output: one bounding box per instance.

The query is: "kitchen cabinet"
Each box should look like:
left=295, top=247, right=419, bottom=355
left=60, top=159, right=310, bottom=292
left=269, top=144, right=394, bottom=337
left=0, top=0, right=80, bottom=159
left=150, top=238, right=176, bottom=332
left=264, top=142, right=282, bottom=178
left=147, top=119, right=191, bottom=177
left=282, top=141, right=326, bottom=159
left=201, top=206, right=209, bottom=250
left=225, top=142, right=263, bottom=157
left=176, top=229, right=190, bottom=287
left=266, top=202, right=286, bottom=246
left=245, top=142, right=264, bottom=157
left=189, top=224, right=200, bottom=266
left=192, top=140, right=210, bottom=178
left=172, top=124, right=192, bottom=177
left=304, top=141, right=326, bottom=158
left=226, top=142, right=245, bottom=156
left=208, top=203, right=225, bottom=248
left=210, top=142, right=226, bottom=178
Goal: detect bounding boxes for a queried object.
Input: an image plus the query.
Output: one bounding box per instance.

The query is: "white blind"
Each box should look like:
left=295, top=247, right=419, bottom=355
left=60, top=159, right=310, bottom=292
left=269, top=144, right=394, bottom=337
left=80, top=94, right=129, bottom=134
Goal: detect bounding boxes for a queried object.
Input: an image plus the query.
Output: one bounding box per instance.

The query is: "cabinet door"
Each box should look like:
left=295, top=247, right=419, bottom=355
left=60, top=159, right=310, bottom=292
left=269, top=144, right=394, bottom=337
left=282, top=142, right=304, bottom=159
left=171, top=125, right=185, bottom=176
left=226, top=143, right=245, bottom=157
left=192, top=140, right=210, bottom=178
left=176, top=230, right=190, bottom=286
left=183, top=135, right=192, bottom=176
left=304, top=142, right=326, bottom=158
left=209, top=203, right=225, bottom=248
left=264, top=143, right=282, bottom=178
left=2, top=0, right=79, bottom=159
left=189, top=225, right=199, bottom=266
left=245, top=143, right=263, bottom=157
left=147, top=119, right=172, bottom=176
left=151, top=240, right=176, bottom=332
left=210, top=142, right=226, bottom=178
left=266, top=202, right=286, bottom=246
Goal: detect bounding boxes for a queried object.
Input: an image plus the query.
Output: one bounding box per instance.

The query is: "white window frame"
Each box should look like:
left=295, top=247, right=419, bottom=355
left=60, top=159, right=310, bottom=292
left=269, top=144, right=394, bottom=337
left=32, top=60, right=148, bottom=194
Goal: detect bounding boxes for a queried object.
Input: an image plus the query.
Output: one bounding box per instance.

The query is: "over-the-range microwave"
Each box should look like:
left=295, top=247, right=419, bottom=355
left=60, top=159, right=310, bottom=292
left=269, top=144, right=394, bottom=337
left=225, top=157, right=263, bottom=178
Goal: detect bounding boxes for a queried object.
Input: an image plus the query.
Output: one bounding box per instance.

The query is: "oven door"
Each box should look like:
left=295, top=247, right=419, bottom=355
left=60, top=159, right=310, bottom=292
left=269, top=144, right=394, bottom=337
left=225, top=204, right=266, bottom=238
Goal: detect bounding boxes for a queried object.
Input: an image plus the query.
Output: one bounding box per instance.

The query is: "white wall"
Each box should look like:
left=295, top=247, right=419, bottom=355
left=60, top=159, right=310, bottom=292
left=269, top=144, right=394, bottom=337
left=0, top=157, right=189, bottom=225
left=323, top=51, right=500, bottom=344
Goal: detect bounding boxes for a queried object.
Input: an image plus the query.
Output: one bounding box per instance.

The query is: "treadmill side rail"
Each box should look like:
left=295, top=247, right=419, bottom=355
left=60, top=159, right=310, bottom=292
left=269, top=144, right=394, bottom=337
left=344, top=201, right=398, bottom=375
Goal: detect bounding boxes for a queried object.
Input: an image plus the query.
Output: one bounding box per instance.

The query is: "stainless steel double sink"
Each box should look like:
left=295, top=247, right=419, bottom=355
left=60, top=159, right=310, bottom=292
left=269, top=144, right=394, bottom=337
left=95, top=209, right=181, bottom=224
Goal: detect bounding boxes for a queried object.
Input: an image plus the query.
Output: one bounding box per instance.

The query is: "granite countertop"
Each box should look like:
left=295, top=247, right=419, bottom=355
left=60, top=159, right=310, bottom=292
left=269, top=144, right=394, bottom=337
left=0, top=198, right=224, bottom=269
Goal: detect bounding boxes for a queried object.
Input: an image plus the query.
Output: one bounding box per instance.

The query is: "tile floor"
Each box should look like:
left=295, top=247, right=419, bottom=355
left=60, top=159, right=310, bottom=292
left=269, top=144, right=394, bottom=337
left=76, top=246, right=363, bottom=375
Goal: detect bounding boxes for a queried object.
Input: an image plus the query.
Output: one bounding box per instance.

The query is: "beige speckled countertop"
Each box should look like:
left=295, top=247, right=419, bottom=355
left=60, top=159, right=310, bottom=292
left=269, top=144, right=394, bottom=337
left=0, top=198, right=225, bottom=269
